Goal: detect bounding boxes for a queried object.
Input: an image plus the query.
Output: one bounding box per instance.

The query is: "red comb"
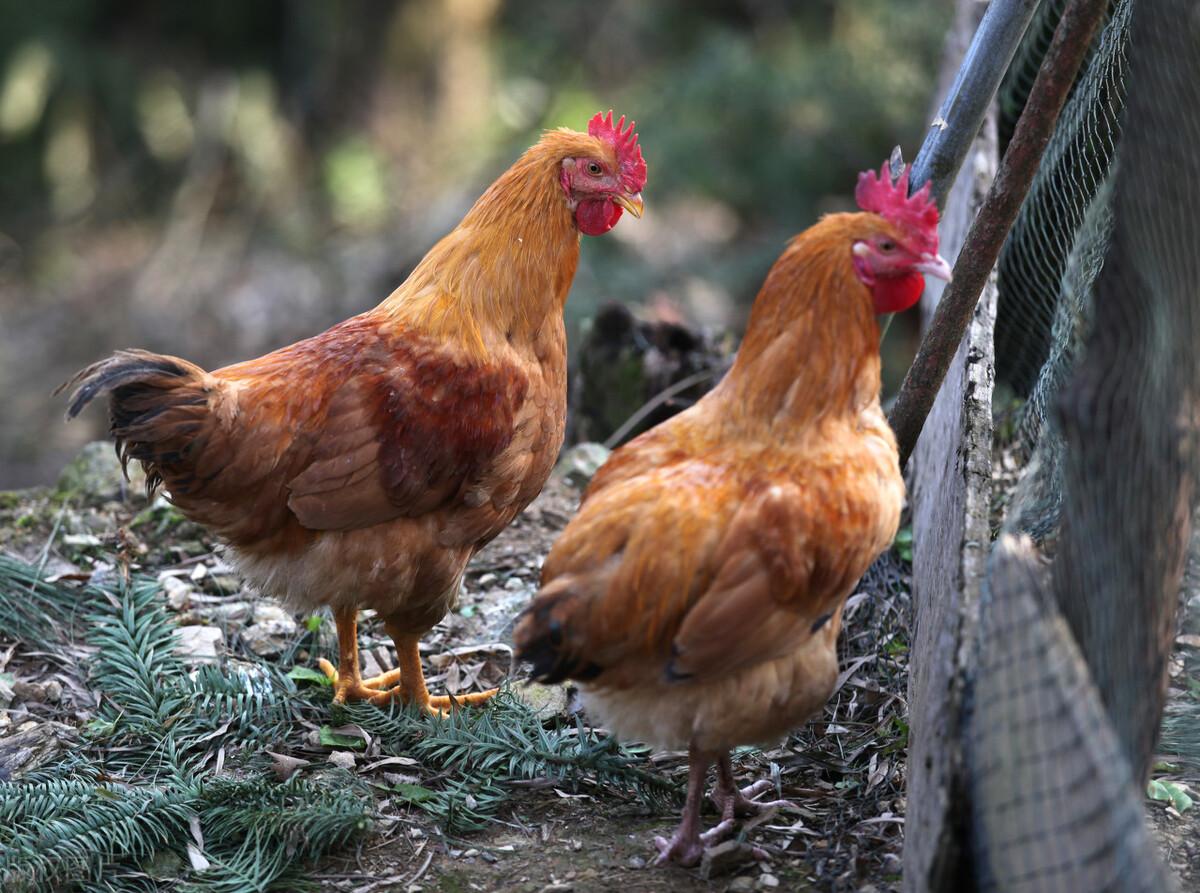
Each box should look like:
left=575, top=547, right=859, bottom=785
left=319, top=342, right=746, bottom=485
left=855, top=163, right=940, bottom=253
left=588, top=110, right=647, bottom=194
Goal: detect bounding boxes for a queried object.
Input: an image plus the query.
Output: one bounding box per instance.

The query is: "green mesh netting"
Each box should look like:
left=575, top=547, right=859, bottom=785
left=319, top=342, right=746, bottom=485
left=994, top=0, right=1129, bottom=396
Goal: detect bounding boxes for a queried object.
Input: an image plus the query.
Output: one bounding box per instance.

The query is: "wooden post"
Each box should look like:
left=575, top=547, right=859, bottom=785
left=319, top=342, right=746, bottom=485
left=902, top=2, right=998, bottom=889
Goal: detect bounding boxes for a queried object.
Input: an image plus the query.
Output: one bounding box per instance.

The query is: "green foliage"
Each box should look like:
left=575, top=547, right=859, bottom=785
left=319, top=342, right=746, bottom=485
left=318, top=725, right=366, bottom=749
left=0, top=773, right=198, bottom=892
left=83, top=572, right=298, bottom=774
left=1161, top=668, right=1200, bottom=773
left=288, top=664, right=331, bottom=686
left=0, top=552, right=86, bottom=644
left=343, top=692, right=679, bottom=833
left=0, top=553, right=682, bottom=884
left=1147, top=778, right=1193, bottom=813
left=0, top=562, right=368, bottom=890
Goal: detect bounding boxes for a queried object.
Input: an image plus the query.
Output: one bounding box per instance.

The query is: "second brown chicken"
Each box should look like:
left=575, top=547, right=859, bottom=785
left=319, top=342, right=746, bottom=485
left=514, top=162, right=950, bottom=865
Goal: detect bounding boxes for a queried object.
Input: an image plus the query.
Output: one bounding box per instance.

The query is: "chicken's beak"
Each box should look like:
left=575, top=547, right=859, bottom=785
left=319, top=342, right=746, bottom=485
left=612, top=192, right=644, bottom=219
left=914, top=252, right=953, bottom=283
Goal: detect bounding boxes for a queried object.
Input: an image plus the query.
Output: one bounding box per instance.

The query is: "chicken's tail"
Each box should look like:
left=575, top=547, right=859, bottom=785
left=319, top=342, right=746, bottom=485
left=513, top=577, right=605, bottom=685
left=56, top=349, right=218, bottom=497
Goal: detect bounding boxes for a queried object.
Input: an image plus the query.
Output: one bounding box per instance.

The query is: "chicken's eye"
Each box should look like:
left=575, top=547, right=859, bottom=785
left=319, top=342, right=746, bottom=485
left=586, top=161, right=603, bottom=177
left=878, top=239, right=897, bottom=253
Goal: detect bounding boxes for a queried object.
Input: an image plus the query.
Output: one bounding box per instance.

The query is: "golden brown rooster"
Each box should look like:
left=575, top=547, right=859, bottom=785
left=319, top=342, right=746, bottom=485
left=60, top=111, right=647, bottom=714
left=514, top=163, right=948, bottom=864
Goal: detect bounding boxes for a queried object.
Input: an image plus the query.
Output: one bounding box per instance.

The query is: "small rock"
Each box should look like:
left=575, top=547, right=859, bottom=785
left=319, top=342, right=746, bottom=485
left=756, top=873, right=779, bottom=889
left=240, top=602, right=299, bottom=657
left=727, top=877, right=755, bottom=893
left=12, top=681, right=63, bottom=704
left=360, top=650, right=386, bottom=680
left=554, top=442, right=611, bottom=488
left=55, top=442, right=146, bottom=503
left=627, top=855, right=646, bottom=869
left=504, top=576, right=527, bottom=592
left=161, top=576, right=194, bottom=611
left=252, top=602, right=296, bottom=626
left=209, top=601, right=253, bottom=625
left=62, top=533, right=102, bottom=549
left=514, top=682, right=570, bottom=718
left=702, top=838, right=763, bottom=879
left=477, top=573, right=498, bottom=586
left=881, top=852, right=902, bottom=874
left=176, top=626, right=224, bottom=663
left=327, top=750, right=356, bottom=770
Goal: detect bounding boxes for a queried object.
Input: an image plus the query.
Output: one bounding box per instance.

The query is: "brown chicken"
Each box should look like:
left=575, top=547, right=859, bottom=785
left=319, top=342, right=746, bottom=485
left=514, top=163, right=949, bottom=865
left=60, top=111, right=647, bottom=713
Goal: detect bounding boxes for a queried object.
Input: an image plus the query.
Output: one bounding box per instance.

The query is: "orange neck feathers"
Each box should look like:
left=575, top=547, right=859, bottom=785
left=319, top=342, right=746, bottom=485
left=719, top=214, right=882, bottom=429
left=379, top=131, right=610, bottom=353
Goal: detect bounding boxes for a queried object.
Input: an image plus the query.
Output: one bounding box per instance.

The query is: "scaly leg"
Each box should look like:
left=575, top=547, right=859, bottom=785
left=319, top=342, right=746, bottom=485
left=654, top=750, right=787, bottom=866
left=653, top=748, right=728, bottom=866
left=317, top=606, right=404, bottom=705
left=385, top=624, right=498, bottom=716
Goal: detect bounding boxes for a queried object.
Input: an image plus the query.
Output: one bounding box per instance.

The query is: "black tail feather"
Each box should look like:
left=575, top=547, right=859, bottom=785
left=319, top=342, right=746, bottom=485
left=57, top=349, right=209, bottom=495
left=57, top=350, right=196, bottom=420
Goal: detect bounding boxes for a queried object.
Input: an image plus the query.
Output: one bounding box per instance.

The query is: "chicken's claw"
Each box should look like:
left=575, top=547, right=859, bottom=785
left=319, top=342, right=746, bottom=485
left=652, top=829, right=707, bottom=867
left=710, top=778, right=794, bottom=821
left=317, top=657, right=498, bottom=714
left=427, top=688, right=500, bottom=710
left=318, top=658, right=405, bottom=705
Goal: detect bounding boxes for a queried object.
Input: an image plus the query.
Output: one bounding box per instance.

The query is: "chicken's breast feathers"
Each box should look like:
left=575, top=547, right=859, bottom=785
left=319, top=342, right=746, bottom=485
left=528, top=432, right=901, bottom=688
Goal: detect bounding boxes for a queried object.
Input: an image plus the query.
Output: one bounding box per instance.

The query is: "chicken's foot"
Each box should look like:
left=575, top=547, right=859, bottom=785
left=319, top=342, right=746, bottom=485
left=317, top=606, right=404, bottom=705
left=711, top=753, right=794, bottom=821
left=384, top=626, right=498, bottom=717
left=314, top=614, right=496, bottom=710
left=653, top=750, right=786, bottom=866
left=315, top=610, right=499, bottom=712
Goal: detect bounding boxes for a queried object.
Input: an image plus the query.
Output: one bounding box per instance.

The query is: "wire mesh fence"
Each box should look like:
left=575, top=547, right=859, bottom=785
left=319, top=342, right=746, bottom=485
left=961, top=0, right=1200, bottom=887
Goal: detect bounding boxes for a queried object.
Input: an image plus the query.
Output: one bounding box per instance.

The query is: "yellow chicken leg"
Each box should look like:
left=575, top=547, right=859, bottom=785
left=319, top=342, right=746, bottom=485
left=317, top=606, right=404, bottom=705
left=385, top=626, right=499, bottom=716
left=316, top=609, right=498, bottom=714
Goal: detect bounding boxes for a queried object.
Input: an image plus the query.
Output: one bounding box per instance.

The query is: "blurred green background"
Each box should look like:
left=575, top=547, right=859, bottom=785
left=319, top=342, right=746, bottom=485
left=0, top=0, right=951, bottom=487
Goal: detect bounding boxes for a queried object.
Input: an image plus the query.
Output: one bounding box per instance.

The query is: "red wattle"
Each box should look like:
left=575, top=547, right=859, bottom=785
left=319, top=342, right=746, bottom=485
left=872, top=273, right=926, bottom=314
left=576, top=199, right=622, bottom=236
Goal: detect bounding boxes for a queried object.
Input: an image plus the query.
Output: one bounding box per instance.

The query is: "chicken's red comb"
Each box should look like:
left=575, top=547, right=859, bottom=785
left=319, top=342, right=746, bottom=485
left=855, top=163, right=940, bottom=253
left=588, top=110, right=647, bottom=194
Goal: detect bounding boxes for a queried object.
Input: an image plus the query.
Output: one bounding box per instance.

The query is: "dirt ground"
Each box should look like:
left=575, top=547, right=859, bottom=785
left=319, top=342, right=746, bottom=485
left=1, top=442, right=1196, bottom=891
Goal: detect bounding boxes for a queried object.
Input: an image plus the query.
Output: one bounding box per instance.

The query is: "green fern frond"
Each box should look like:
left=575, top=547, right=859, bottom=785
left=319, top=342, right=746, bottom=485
left=0, top=778, right=197, bottom=892
left=341, top=689, right=679, bottom=831
left=0, top=553, right=88, bottom=645
left=200, top=772, right=372, bottom=858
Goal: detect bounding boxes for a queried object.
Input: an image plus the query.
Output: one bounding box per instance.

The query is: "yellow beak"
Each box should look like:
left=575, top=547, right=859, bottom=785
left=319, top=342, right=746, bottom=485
left=612, top=192, right=644, bottom=218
